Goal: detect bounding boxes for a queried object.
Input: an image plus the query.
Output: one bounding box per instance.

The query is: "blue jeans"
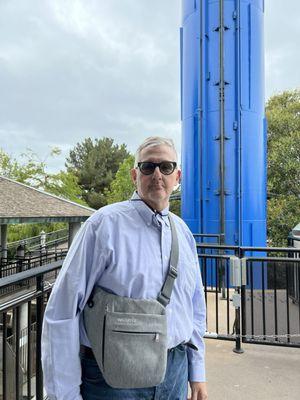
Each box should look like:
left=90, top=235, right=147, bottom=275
left=80, top=344, right=188, bottom=400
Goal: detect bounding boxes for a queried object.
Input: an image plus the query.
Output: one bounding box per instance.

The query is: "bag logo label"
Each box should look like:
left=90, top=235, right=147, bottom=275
left=116, top=318, right=137, bottom=325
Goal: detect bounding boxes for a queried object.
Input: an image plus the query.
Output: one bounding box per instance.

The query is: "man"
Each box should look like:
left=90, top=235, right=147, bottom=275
left=42, top=137, right=208, bottom=400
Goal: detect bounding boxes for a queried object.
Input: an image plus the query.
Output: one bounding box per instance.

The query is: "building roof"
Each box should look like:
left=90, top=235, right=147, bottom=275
left=0, top=176, right=95, bottom=224
left=292, top=223, right=300, bottom=238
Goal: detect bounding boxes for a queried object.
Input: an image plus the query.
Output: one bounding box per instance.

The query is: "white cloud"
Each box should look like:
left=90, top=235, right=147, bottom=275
left=265, top=0, right=300, bottom=98
left=0, top=0, right=298, bottom=174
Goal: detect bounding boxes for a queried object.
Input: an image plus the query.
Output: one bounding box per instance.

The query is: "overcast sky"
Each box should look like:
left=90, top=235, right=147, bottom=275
left=0, top=0, right=299, bottom=173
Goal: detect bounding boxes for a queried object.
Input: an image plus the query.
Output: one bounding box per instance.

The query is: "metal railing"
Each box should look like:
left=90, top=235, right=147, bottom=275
left=193, top=233, right=223, bottom=245
left=0, top=242, right=299, bottom=399
left=240, top=249, right=300, bottom=348
left=0, top=249, right=67, bottom=297
left=0, top=261, right=63, bottom=400
left=7, top=229, right=68, bottom=252
left=6, top=323, right=37, bottom=374
left=1, top=229, right=69, bottom=262
left=197, top=243, right=300, bottom=351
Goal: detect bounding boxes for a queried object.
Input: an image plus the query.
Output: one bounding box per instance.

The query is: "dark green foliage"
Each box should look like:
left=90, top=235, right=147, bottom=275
left=105, top=155, right=135, bottom=204
left=66, top=137, right=129, bottom=209
left=169, top=191, right=181, bottom=217
left=267, top=90, right=300, bottom=246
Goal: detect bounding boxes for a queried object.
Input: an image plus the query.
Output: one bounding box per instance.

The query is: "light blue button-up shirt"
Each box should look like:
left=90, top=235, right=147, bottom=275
left=42, top=193, right=206, bottom=400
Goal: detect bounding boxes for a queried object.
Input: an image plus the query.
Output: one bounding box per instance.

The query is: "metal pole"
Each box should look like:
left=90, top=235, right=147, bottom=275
left=218, top=0, right=227, bottom=302
left=219, top=0, right=226, bottom=243
left=233, top=287, right=244, bottom=353
left=27, top=302, right=32, bottom=399
left=15, top=307, right=21, bottom=400
left=230, top=253, right=244, bottom=353
left=240, top=248, right=247, bottom=345
left=36, top=275, right=44, bottom=400
left=198, top=0, right=204, bottom=235
left=236, top=0, right=242, bottom=246
left=2, top=312, right=7, bottom=399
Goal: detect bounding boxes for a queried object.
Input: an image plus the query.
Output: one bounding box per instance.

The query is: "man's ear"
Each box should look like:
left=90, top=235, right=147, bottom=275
left=130, top=168, right=137, bottom=186
left=176, top=169, right=181, bottom=184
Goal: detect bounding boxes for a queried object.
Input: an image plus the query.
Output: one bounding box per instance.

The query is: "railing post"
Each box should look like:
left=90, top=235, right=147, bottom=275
left=36, top=275, right=45, bottom=400
left=232, top=287, right=244, bottom=354
left=27, top=303, right=32, bottom=399
left=0, top=246, right=2, bottom=278
left=1, top=245, right=8, bottom=263
left=2, top=312, right=7, bottom=400
left=40, top=230, right=46, bottom=252
left=230, top=255, right=244, bottom=354
left=240, top=249, right=247, bottom=345
left=17, top=244, right=25, bottom=286
left=15, top=306, right=21, bottom=400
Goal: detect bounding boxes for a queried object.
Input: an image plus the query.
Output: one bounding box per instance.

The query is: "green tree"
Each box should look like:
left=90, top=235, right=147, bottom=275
left=44, top=171, right=88, bottom=206
left=1, top=147, right=60, bottom=188
left=106, top=155, right=135, bottom=204
left=0, top=148, right=88, bottom=243
left=266, top=90, right=300, bottom=246
left=0, top=148, right=19, bottom=177
left=66, top=137, right=129, bottom=209
left=0, top=147, right=86, bottom=205
left=267, top=196, right=299, bottom=247
left=169, top=190, right=181, bottom=217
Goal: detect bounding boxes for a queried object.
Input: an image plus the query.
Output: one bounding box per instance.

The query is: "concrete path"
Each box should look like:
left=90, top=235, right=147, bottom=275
left=200, top=339, right=300, bottom=400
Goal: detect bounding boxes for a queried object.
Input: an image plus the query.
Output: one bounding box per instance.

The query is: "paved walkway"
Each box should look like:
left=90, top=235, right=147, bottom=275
left=201, top=339, right=300, bottom=400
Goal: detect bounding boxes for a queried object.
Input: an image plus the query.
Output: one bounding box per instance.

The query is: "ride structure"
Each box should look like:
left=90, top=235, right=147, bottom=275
left=180, top=0, right=267, bottom=249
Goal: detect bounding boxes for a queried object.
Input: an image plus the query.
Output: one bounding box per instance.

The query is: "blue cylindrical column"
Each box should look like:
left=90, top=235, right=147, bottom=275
left=181, top=0, right=267, bottom=249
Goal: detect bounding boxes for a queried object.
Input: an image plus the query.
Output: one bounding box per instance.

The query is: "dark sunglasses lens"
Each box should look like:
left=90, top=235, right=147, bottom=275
left=160, top=162, right=175, bottom=175
left=140, top=162, right=155, bottom=175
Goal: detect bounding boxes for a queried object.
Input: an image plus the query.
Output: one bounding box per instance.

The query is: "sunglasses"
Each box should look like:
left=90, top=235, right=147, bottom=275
left=137, top=161, right=177, bottom=175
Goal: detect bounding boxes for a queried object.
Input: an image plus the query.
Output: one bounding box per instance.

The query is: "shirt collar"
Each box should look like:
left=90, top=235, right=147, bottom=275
left=130, top=191, right=170, bottom=227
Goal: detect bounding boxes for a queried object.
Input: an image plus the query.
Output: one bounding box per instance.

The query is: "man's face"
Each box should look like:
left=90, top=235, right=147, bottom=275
left=130, top=145, right=181, bottom=211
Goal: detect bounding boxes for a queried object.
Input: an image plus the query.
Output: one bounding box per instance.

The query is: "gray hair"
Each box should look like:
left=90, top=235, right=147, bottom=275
left=134, top=136, right=178, bottom=167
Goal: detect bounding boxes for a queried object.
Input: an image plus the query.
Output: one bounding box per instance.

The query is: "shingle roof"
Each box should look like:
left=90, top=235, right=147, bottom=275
left=0, top=176, right=95, bottom=224
left=292, top=223, right=300, bottom=237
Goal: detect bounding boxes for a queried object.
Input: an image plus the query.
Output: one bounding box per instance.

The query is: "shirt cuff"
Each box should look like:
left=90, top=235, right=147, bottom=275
left=45, top=388, right=82, bottom=400
left=46, top=394, right=82, bottom=400
left=188, top=360, right=206, bottom=383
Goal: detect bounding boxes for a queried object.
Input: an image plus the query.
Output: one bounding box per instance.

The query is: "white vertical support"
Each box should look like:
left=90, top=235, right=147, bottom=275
left=230, top=255, right=241, bottom=286
left=20, top=303, right=29, bottom=369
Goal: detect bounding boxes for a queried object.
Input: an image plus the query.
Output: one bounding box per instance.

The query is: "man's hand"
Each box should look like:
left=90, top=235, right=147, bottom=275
left=188, top=381, right=208, bottom=400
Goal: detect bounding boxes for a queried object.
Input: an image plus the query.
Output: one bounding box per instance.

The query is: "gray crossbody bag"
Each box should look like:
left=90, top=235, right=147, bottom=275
left=83, top=215, right=179, bottom=389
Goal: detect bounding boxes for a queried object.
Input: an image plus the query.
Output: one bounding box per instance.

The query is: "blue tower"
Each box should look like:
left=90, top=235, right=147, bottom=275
left=181, top=0, right=267, bottom=248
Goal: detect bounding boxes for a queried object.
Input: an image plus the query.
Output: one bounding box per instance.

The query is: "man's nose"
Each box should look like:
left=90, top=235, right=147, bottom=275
left=152, top=166, right=162, bottom=178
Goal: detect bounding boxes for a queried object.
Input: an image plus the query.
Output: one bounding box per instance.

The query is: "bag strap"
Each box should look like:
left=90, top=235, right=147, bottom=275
left=157, top=214, right=179, bottom=307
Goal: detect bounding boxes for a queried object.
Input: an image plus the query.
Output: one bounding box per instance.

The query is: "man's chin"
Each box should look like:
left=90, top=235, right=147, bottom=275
left=149, top=193, right=169, bottom=205
left=150, top=191, right=166, bottom=200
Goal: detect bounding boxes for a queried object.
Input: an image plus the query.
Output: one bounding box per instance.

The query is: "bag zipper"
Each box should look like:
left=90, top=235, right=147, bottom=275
left=112, top=330, right=160, bottom=342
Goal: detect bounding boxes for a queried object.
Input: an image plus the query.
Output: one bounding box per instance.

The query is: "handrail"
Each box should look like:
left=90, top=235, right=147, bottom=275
left=196, top=243, right=300, bottom=253
left=241, top=256, right=300, bottom=263
left=29, top=236, right=68, bottom=250
left=0, top=260, right=63, bottom=290
left=5, top=228, right=68, bottom=249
